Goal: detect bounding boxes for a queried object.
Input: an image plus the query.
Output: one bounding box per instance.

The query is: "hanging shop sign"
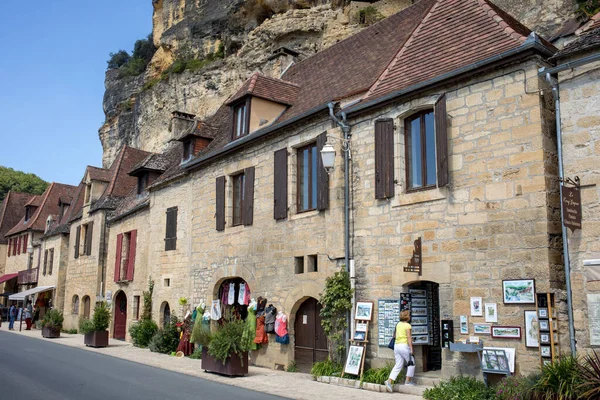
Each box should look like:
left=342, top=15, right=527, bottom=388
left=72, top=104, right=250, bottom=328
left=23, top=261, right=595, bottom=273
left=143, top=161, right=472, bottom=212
left=404, top=237, right=422, bottom=275
left=562, top=177, right=581, bottom=232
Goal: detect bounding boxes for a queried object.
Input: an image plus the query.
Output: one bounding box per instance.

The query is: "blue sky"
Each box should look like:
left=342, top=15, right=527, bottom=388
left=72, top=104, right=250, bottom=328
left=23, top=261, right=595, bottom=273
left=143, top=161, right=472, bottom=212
left=0, top=1, right=152, bottom=185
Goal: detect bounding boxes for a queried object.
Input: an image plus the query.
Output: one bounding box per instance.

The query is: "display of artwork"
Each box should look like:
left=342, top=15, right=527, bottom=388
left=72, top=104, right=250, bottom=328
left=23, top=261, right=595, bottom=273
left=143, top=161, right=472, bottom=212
left=412, top=335, right=429, bottom=344
left=485, top=347, right=515, bottom=373
left=412, top=298, right=427, bottom=307
left=485, top=303, right=498, bottom=323
left=411, top=307, right=427, bottom=316
left=491, top=326, right=521, bottom=339
left=473, top=323, right=491, bottom=335
left=539, top=320, right=549, bottom=331
left=539, top=308, right=548, bottom=318
left=411, top=316, right=427, bottom=325
left=470, top=297, right=483, bottom=316
left=442, top=320, right=453, bottom=348
left=524, top=310, right=539, bottom=348
left=540, top=333, right=550, bottom=344
left=344, top=345, right=365, bottom=375
left=503, top=279, right=535, bottom=304
left=355, top=301, right=373, bottom=321
left=541, top=346, right=551, bottom=357
left=460, top=316, right=468, bottom=334
left=412, top=325, right=428, bottom=335
left=377, top=299, right=400, bottom=346
left=481, top=349, right=510, bottom=374
left=356, top=322, right=368, bottom=332
left=353, top=331, right=366, bottom=341
left=409, top=289, right=426, bottom=298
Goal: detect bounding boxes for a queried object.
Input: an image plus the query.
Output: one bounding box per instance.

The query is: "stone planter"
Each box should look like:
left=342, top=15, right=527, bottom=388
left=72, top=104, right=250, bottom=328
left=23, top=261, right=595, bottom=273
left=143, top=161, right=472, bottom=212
left=201, top=347, right=248, bottom=376
left=84, top=331, right=109, bottom=348
left=42, top=327, right=60, bottom=338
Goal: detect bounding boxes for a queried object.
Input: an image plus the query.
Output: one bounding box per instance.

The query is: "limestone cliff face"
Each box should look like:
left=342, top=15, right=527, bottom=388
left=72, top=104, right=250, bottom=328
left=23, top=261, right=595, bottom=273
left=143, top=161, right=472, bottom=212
left=99, top=0, right=577, bottom=167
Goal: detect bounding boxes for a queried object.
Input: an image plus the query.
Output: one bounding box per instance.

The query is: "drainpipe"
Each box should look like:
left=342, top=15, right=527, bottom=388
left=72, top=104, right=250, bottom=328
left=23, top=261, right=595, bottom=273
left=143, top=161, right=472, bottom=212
left=328, top=102, right=354, bottom=356
left=543, top=71, right=577, bottom=356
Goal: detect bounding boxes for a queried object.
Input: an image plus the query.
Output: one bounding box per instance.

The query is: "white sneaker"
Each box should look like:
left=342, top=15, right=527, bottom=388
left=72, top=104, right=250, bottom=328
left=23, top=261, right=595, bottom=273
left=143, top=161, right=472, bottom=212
left=385, top=381, right=393, bottom=393
left=405, top=381, right=416, bottom=386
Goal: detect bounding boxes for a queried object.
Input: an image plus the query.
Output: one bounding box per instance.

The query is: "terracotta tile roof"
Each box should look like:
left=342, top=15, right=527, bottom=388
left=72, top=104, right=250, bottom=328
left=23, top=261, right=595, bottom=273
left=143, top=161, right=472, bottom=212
left=86, top=166, right=111, bottom=182
left=6, top=183, right=79, bottom=236
left=129, top=153, right=169, bottom=176
left=364, top=0, right=533, bottom=101
left=0, top=192, right=35, bottom=243
left=24, top=195, right=42, bottom=207
left=225, top=72, right=300, bottom=106
left=43, top=183, right=85, bottom=238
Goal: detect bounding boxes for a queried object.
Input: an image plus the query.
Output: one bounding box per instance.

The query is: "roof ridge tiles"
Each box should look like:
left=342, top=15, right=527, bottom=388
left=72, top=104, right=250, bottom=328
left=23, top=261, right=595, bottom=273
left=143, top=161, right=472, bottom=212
left=479, top=0, right=528, bottom=43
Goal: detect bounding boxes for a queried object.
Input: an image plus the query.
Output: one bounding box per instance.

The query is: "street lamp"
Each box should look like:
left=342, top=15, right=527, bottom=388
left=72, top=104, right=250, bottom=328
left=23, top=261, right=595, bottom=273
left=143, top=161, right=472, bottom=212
left=320, top=143, right=336, bottom=172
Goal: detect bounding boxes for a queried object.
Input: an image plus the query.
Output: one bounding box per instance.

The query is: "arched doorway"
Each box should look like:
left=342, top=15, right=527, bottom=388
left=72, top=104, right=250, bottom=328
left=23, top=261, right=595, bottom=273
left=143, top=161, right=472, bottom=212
left=214, top=277, right=250, bottom=321
left=113, top=291, right=127, bottom=340
left=82, top=296, right=91, bottom=319
left=406, top=281, right=441, bottom=372
left=294, top=297, right=328, bottom=372
left=160, top=301, right=171, bottom=328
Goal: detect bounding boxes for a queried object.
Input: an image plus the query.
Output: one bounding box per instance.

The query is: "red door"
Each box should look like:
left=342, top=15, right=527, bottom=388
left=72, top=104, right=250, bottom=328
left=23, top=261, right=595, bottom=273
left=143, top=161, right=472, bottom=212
left=113, top=292, right=127, bottom=340
left=294, top=298, right=328, bottom=372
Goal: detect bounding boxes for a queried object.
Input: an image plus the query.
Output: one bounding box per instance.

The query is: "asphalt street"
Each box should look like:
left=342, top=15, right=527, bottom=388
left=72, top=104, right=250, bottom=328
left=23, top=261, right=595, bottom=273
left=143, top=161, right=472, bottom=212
left=0, top=331, right=290, bottom=400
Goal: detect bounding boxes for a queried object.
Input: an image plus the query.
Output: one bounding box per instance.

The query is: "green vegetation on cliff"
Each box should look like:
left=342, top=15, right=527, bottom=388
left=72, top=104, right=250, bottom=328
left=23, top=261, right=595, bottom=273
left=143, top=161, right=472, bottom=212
left=577, top=0, right=600, bottom=19
left=107, top=34, right=157, bottom=77
left=0, top=166, right=49, bottom=202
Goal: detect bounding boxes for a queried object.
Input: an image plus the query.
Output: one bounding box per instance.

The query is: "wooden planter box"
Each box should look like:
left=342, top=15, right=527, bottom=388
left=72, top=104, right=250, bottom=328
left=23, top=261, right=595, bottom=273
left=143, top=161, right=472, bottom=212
left=84, top=331, right=109, bottom=348
left=201, top=347, right=248, bottom=376
left=42, top=327, right=60, bottom=338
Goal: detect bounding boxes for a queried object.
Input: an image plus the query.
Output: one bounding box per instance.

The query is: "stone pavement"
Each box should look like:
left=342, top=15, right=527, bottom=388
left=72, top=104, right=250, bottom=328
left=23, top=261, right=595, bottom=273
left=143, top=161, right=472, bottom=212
left=0, top=324, right=423, bottom=400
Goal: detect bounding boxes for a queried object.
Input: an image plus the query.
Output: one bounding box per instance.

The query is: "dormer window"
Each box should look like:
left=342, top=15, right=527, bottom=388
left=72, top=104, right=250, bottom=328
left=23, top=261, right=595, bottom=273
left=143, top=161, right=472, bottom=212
left=183, top=140, right=193, bottom=162
left=232, top=98, right=250, bottom=139
left=24, top=206, right=31, bottom=222
left=137, top=173, right=149, bottom=195
left=84, top=183, right=92, bottom=204
left=59, top=203, right=70, bottom=220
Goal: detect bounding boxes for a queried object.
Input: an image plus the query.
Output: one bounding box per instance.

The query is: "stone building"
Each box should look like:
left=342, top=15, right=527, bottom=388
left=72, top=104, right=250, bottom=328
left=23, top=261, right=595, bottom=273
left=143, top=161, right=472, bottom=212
left=159, top=0, right=566, bottom=376
left=63, top=146, right=150, bottom=330
left=547, top=13, right=600, bottom=352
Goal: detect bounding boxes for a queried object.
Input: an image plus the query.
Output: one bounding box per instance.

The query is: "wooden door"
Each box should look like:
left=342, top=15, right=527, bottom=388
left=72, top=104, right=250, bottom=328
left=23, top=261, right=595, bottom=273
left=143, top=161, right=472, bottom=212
left=294, top=298, right=328, bottom=372
left=113, top=291, right=127, bottom=340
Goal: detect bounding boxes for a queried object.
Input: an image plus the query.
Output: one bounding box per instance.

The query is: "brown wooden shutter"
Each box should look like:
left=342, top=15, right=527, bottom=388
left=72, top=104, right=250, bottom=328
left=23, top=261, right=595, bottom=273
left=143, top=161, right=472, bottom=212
left=435, top=94, right=449, bottom=187
left=49, top=249, right=54, bottom=275
left=273, top=149, right=288, bottom=220
left=17, top=235, right=21, bottom=255
left=375, top=119, right=395, bottom=199
left=43, top=250, right=48, bottom=275
left=316, top=132, right=329, bottom=211
left=23, top=233, right=28, bottom=253
left=7, top=238, right=11, bottom=257
left=165, top=208, right=177, bottom=251
left=127, top=230, right=137, bottom=281
left=216, top=176, right=226, bottom=231
left=75, top=226, right=81, bottom=259
left=114, top=233, right=123, bottom=282
left=243, top=167, right=255, bottom=226
left=86, top=221, right=94, bottom=255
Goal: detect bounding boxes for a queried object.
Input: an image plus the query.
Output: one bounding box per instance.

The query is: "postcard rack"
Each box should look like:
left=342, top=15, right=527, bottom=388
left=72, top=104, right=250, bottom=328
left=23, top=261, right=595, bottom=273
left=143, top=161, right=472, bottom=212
left=536, top=293, right=558, bottom=366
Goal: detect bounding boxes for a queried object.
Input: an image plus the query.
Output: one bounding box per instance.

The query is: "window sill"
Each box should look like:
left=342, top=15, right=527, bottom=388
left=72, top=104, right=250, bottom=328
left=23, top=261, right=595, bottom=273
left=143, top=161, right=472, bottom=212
left=392, top=186, right=447, bottom=207
left=290, top=209, right=320, bottom=221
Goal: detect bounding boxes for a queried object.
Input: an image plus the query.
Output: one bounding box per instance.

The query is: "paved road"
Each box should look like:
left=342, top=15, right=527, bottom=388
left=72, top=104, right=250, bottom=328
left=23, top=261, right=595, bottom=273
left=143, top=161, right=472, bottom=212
left=0, top=331, right=289, bottom=400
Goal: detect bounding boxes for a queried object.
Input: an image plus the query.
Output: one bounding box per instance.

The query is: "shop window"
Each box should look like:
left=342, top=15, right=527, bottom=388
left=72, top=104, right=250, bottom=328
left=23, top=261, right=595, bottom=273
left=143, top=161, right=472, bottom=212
left=295, top=257, right=304, bottom=274
left=72, top=295, right=80, bottom=315
left=307, top=255, right=318, bottom=272
left=133, top=296, right=140, bottom=320
left=297, top=143, right=318, bottom=212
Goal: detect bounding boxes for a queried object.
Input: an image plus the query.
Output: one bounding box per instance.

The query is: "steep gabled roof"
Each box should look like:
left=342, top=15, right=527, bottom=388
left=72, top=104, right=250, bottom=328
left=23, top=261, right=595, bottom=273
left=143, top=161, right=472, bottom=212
left=6, top=183, right=78, bottom=236
left=86, top=166, right=111, bottom=182
left=43, top=183, right=85, bottom=238
left=0, top=192, right=36, bottom=243
left=129, top=153, right=169, bottom=176
left=225, top=72, right=300, bottom=106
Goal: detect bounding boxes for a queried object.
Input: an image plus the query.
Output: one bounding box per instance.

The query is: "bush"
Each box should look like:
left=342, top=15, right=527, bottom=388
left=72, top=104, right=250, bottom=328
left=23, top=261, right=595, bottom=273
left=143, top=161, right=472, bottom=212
left=361, top=363, right=403, bottom=385
left=79, top=318, right=95, bottom=335
left=319, top=268, right=353, bottom=363
left=42, top=309, right=64, bottom=330
left=188, top=347, right=202, bottom=360
left=207, top=312, right=250, bottom=365
left=579, top=350, right=600, bottom=400
left=149, top=315, right=180, bottom=354
left=494, top=374, right=539, bottom=400
left=533, top=355, right=583, bottom=400
left=358, top=6, right=383, bottom=26
left=423, top=376, right=494, bottom=400
left=120, top=57, right=147, bottom=77
left=61, top=328, right=78, bottom=334
left=107, top=50, right=130, bottom=69
left=286, top=360, right=298, bottom=372
left=310, top=359, right=343, bottom=378
left=92, top=302, right=111, bottom=331
left=129, top=318, right=159, bottom=348
left=132, top=34, right=156, bottom=64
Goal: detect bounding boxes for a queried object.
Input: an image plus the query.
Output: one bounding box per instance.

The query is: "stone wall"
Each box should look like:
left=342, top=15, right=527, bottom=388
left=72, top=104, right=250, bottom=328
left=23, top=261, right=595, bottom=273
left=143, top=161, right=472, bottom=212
left=105, top=209, right=152, bottom=339
left=558, top=57, right=600, bottom=352
left=0, top=244, right=6, bottom=276
left=39, top=234, right=69, bottom=312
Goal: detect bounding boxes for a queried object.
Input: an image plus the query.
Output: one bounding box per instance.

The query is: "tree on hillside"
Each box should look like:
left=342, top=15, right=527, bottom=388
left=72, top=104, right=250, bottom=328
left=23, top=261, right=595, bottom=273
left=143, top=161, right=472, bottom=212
left=0, top=166, right=49, bottom=203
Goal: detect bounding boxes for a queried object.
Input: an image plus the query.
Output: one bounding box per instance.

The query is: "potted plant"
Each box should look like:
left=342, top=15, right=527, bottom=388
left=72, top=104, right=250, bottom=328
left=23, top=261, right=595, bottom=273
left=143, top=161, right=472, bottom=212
left=41, top=309, right=63, bottom=338
left=197, top=311, right=250, bottom=376
left=80, top=302, right=111, bottom=347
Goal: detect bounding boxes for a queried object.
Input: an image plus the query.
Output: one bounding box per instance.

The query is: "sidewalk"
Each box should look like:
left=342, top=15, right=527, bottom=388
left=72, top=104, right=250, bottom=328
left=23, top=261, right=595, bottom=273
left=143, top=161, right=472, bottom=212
left=0, top=323, right=423, bottom=400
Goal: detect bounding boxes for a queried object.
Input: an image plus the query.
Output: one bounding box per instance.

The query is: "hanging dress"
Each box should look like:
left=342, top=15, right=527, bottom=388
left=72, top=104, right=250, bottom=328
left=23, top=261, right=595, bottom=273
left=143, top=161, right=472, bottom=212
left=228, top=283, right=236, bottom=305
left=177, top=319, right=195, bottom=356
left=238, top=283, right=247, bottom=305
left=242, top=306, right=259, bottom=351
left=275, top=312, right=289, bottom=344
left=254, top=314, right=268, bottom=344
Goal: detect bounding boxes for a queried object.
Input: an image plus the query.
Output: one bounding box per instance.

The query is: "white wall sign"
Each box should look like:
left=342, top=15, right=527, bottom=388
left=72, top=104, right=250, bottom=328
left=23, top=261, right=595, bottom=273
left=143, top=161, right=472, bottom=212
left=588, top=294, right=600, bottom=346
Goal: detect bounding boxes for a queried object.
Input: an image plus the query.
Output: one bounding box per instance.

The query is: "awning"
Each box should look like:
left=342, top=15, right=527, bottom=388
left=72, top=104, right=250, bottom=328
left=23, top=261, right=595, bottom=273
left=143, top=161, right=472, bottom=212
left=9, top=286, right=55, bottom=301
left=0, top=273, right=18, bottom=284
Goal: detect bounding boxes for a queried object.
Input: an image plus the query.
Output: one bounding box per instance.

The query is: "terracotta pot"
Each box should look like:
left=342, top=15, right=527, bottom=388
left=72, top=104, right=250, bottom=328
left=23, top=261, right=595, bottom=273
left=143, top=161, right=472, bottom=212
left=84, top=331, right=109, bottom=348
left=42, top=326, right=61, bottom=338
left=201, top=347, right=248, bottom=376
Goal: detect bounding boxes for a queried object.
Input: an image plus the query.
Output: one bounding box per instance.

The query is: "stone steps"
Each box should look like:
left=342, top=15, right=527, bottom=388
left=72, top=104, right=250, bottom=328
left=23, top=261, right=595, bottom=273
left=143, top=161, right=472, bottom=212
left=316, top=375, right=434, bottom=396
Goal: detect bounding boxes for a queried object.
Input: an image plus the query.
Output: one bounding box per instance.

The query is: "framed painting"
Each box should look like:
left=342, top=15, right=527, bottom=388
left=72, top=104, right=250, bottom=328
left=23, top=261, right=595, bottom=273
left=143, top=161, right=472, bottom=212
left=539, top=320, right=549, bottom=331
left=503, top=279, right=535, bottom=304
left=541, top=346, right=551, bottom=357
left=409, top=289, right=427, bottom=298
left=491, top=326, right=521, bottom=339
left=411, top=307, right=428, bottom=317
left=470, top=297, right=483, bottom=316
left=460, top=316, right=468, bottom=334
left=473, top=323, right=491, bottom=335
left=353, top=331, right=366, bottom=341
left=411, top=316, right=428, bottom=325
left=485, top=303, right=497, bottom=323
left=412, top=335, right=429, bottom=345
left=355, top=301, right=374, bottom=321
left=411, top=298, right=427, bottom=307
left=524, top=310, right=539, bottom=348
left=412, top=325, right=428, bottom=335
left=344, top=345, right=365, bottom=375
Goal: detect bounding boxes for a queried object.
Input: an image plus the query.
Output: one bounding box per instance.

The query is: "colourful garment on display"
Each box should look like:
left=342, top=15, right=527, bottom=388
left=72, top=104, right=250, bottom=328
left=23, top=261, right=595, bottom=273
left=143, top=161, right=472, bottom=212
left=265, top=305, right=277, bottom=333
left=242, top=306, right=259, bottom=351
left=275, top=312, right=289, bottom=344
left=228, top=283, right=236, bottom=305
left=211, top=300, right=222, bottom=320
left=238, top=283, right=250, bottom=305
left=176, top=319, right=194, bottom=356
left=254, top=314, right=268, bottom=344
left=221, top=284, right=229, bottom=305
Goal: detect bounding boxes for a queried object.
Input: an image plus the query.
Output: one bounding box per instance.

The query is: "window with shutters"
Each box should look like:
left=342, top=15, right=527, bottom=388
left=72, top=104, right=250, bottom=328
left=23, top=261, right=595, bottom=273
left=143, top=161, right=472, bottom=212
left=297, top=143, right=318, bottom=212
left=115, top=230, right=137, bottom=281
left=165, top=207, right=177, bottom=251
left=133, top=295, right=141, bottom=320
left=232, top=173, right=245, bottom=226
left=81, top=222, right=93, bottom=256
left=74, top=225, right=81, bottom=258
left=43, top=250, right=48, bottom=275
left=405, top=110, right=436, bottom=191
left=48, top=248, right=54, bottom=275
left=232, top=98, right=251, bottom=140
left=120, top=232, right=131, bottom=280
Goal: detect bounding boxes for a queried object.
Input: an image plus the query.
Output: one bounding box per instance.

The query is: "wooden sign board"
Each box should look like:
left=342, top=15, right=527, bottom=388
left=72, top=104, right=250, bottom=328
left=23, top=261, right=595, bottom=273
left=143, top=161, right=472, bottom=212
left=562, top=186, right=581, bottom=232
left=404, top=237, right=422, bottom=275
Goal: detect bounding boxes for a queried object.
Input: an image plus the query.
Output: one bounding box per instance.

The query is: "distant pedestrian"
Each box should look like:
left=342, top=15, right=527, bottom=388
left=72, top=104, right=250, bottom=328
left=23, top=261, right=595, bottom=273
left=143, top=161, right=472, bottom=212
left=25, top=301, right=33, bottom=330
left=8, top=303, right=17, bottom=330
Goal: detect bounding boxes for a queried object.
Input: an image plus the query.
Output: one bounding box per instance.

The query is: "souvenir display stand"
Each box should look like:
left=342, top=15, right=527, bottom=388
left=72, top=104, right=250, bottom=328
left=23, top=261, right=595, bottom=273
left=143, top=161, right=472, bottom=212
left=342, top=320, right=369, bottom=380
left=536, top=293, right=559, bottom=366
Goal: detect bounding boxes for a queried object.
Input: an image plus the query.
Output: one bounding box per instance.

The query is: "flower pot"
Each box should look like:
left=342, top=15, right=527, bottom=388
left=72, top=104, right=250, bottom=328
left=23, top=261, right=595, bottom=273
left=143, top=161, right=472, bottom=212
left=84, top=331, right=109, bottom=347
left=201, top=347, right=248, bottom=376
left=42, top=327, right=61, bottom=338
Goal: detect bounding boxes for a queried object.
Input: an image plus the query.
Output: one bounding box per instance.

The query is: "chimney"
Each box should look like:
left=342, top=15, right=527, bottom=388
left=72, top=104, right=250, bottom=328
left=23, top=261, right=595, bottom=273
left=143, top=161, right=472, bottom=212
left=267, top=47, right=300, bottom=79
left=171, top=111, right=196, bottom=139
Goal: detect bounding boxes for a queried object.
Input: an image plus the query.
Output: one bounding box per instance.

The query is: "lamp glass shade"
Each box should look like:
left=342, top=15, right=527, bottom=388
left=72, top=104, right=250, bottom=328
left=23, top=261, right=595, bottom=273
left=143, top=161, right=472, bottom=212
left=320, top=143, right=336, bottom=170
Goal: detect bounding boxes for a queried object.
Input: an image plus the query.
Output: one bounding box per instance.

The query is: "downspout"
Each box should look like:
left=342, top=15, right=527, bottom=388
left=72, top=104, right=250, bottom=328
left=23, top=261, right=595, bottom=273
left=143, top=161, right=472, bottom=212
left=328, top=102, right=354, bottom=355
left=544, top=71, right=577, bottom=356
